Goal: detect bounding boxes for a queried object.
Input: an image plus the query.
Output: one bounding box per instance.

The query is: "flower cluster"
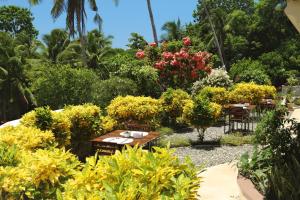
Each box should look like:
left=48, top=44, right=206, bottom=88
left=135, top=50, right=145, bottom=59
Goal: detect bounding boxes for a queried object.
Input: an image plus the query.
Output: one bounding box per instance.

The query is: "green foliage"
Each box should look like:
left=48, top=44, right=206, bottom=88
left=127, top=32, right=148, bottom=49
left=158, top=135, right=191, bottom=148
left=157, top=127, right=174, bottom=136
left=220, top=133, right=254, bottom=146
left=160, top=88, right=194, bottom=128
left=230, top=59, right=271, bottom=85
left=161, top=19, right=183, bottom=41
left=31, top=65, right=99, bottom=109
left=0, top=6, right=38, bottom=40
left=62, top=146, right=200, bottom=199
left=93, top=76, right=138, bottom=108
left=113, top=64, right=160, bottom=97
left=239, top=147, right=272, bottom=193
left=189, top=96, right=222, bottom=141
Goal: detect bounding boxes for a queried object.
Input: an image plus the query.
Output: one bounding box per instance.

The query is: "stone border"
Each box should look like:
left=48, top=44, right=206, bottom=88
left=237, top=174, right=264, bottom=200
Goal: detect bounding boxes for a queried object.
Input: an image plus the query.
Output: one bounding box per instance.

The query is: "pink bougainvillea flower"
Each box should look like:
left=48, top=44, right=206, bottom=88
left=183, top=37, right=191, bottom=46
left=154, top=61, right=167, bottom=70
left=191, top=70, right=198, bottom=79
left=179, top=50, right=189, bottom=59
left=162, top=52, right=174, bottom=60
left=136, top=50, right=145, bottom=59
left=149, top=42, right=157, bottom=47
left=170, top=59, right=180, bottom=66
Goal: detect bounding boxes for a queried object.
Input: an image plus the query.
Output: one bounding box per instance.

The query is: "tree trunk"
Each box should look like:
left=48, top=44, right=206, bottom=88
left=203, top=1, right=225, bottom=68
left=146, top=0, right=158, bottom=44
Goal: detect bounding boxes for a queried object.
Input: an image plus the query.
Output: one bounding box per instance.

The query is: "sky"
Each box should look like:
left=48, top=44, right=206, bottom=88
left=0, top=0, right=198, bottom=48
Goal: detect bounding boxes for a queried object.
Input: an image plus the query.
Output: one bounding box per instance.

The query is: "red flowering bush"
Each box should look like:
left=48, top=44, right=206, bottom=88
left=136, top=37, right=212, bottom=90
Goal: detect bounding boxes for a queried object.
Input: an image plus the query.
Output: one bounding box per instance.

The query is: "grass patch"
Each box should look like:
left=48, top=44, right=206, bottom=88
left=220, top=133, right=254, bottom=146
left=156, top=127, right=174, bottom=136
left=157, top=135, right=191, bottom=148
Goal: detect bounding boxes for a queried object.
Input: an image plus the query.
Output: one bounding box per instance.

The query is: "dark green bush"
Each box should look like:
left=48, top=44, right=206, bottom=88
left=31, top=65, right=99, bottom=109
left=93, top=76, right=138, bottom=108
left=0, top=143, right=19, bottom=167
left=230, top=59, right=271, bottom=85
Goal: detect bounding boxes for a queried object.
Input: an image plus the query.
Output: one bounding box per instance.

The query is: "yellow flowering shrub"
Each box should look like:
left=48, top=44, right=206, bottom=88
left=198, top=86, right=229, bottom=104
left=20, top=108, right=72, bottom=147
left=101, top=116, right=117, bottom=134
left=210, top=102, right=222, bottom=119
left=229, top=82, right=276, bottom=104
left=61, top=146, right=200, bottom=199
left=63, top=104, right=102, bottom=138
left=0, top=126, right=55, bottom=151
left=160, top=88, right=194, bottom=126
left=0, top=148, right=81, bottom=199
left=107, top=96, right=162, bottom=127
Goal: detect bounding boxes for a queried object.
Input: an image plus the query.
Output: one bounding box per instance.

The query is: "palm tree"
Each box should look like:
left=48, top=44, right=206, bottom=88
left=0, top=32, right=36, bottom=122
left=42, top=29, right=70, bottom=62
left=29, top=0, right=118, bottom=64
left=146, top=0, right=158, bottom=44
left=161, top=19, right=183, bottom=41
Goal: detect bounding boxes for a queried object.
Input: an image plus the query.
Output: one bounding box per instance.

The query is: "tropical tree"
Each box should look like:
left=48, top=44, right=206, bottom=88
left=161, top=19, right=183, bottom=41
left=146, top=0, right=158, bottom=44
left=0, top=5, right=38, bottom=40
left=127, top=32, right=148, bottom=50
left=42, top=29, right=70, bottom=63
left=0, top=32, right=36, bottom=122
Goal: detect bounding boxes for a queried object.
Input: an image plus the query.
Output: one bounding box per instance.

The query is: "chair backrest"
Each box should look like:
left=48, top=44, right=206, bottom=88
left=124, top=120, right=151, bottom=131
left=229, top=107, right=250, bottom=119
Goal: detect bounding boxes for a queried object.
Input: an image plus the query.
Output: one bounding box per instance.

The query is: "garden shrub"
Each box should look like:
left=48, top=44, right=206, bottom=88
left=31, top=65, right=99, bottom=109
left=228, top=82, right=276, bottom=104
left=0, top=143, right=19, bottom=167
left=156, top=127, right=174, bottom=136
left=21, top=107, right=72, bottom=147
left=191, top=68, right=233, bottom=94
left=197, top=86, right=229, bottom=104
left=100, top=115, right=117, bottom=134
left=61, top=146, right=200, bottom=199
left=92, top=76, right=139, bottom=108
left=229, top=59, right=270, bottom=85
left=0, top=148, right=81, bottom=199
left=160, top=88, right=194, bottom=128
left=189, top=96, right=222, bottom=141
left=107, top=96, right=162, bottom=128
left=0, top=126, right=55, bottom=151
left=114, top=64, right=161, bottom=97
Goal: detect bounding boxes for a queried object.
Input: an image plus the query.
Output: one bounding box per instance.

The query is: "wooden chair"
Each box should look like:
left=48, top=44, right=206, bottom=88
left=91, top=141, right=121, bottom=156
left=228, top=107, right=253, bottom=133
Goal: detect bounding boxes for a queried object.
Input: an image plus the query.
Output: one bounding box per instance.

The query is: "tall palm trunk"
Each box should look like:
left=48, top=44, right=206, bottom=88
left=146, top=0, right=158, bottom=44
left=203, top=1, right=225, bottom=68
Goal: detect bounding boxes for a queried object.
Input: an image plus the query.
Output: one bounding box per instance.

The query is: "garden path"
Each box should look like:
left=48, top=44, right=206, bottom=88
left=197, top=162, right=246, bottom=200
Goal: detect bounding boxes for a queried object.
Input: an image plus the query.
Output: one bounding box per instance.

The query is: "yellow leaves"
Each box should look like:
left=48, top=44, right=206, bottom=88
left=229, top=82, right=276, bottom=104
left=0, top=126, right=55, bottom=151
left=209, top=102, right=222, bottom=119
left=100, top=116, right=117, bottom=134
left=62, top=146, right=201, bottom=199
left=107, top=96, right=161, bottom=126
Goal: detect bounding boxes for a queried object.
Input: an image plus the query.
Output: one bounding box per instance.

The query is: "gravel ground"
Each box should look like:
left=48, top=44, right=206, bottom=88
left=174, top=144, right=254, bottom=167
left=165, top=125, right=255, bottom=167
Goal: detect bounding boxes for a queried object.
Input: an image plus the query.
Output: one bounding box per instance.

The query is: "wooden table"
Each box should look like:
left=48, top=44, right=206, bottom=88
left=91, top=130, right=160, bottom=155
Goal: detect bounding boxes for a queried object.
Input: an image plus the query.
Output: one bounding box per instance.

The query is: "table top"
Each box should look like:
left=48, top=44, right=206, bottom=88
left=91, top=130, right=160, bottom=147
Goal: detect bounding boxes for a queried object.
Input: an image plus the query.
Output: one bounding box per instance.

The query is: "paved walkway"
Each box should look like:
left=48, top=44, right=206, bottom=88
left=290, top=108, right=300, bottom=122
left=197, top=162, right=246, bottom=200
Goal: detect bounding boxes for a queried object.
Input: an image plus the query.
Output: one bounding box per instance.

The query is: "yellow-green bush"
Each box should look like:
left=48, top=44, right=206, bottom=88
left=107, top=96, right=162, bottom=128
left=160, top=88, right=195, bottom=127
left=0, top=126, right=55, bottom=151
left=197, top=86, right=229, bottom=105
left=63, top=104, right=102, bottom=139
left=61, top=146, right=200, bottom=199
left=0, top=148, right=81, bottom=199
left=229, top=82, right=276, bottom=104
left=21, top=108, right=71, bottom=147
left=100, top=115, right=117, bottom=134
